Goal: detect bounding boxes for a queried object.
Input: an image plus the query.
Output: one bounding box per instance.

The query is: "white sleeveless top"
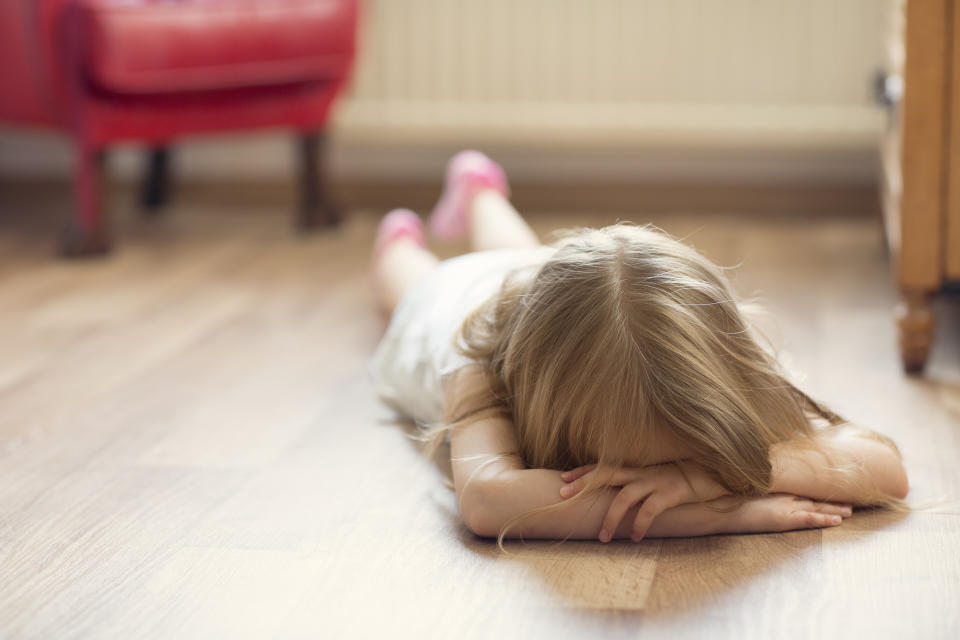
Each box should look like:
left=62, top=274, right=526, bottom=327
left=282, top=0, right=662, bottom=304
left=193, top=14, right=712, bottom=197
left=369, top=247, right=555, bottom=424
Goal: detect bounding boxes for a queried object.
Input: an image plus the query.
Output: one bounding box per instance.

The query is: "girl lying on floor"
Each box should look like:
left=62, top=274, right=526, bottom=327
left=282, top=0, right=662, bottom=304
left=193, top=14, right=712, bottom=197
left=369, top=151, right=909, bottom=544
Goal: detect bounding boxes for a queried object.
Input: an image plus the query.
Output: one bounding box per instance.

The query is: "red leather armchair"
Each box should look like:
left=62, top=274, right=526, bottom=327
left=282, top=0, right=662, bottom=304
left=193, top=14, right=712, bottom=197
left=0, top=0, right=358, bottom=255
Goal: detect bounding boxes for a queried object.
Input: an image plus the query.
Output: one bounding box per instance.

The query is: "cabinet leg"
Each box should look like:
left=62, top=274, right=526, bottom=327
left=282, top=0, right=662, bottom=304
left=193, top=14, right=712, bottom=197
left=896, top=289, right=935, bottom=374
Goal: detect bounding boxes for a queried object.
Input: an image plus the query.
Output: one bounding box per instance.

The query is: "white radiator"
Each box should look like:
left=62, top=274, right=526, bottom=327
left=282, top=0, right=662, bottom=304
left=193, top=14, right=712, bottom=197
left=0, top=1, right=890, bottom=184
left=338, top=0, right=887, bottom=152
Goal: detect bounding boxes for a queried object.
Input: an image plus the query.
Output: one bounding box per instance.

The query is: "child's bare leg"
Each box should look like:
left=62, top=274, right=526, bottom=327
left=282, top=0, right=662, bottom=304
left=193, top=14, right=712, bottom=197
left=372, top=208, right=437, bottom=316
left=469, top=189, right=540, bottom=251
left=373, top=238, right=439, bottom=316
left=429, top=150, right=539, bottom=251
left=430, top=150, right=541, bottom=251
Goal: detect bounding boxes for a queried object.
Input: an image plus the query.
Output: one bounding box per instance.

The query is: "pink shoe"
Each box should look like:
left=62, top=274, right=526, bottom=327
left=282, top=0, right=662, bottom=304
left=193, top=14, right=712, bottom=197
left=373, top=208, right=426, bottom=262
left=429, top=150, right=509, bottom=242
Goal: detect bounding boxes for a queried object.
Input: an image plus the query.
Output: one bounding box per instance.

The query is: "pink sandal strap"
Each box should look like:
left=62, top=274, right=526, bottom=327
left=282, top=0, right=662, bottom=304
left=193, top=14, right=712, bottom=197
left=373, top=209, right=426, bottom=261
left=429, top=150, right=509, bottom=242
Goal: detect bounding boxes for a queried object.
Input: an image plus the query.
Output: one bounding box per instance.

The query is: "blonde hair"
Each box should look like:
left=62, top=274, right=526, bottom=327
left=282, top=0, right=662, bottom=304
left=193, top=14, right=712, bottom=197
left=425, top=224, right=902, bottom=536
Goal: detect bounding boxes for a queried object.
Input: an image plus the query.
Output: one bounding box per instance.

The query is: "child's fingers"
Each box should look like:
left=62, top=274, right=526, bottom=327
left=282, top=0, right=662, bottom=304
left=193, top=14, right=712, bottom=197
left=559, top=471, right=598, bottom=498
left=788, top=509, right=843, bottom=530
left=560, top=467, right=645, bottom=499
left=599, top=484, right=652, bottom=543
left=812, top=502, right=853, bottom=517
left=630, top=496, right=669, bottom=542
left=560, top=469, right=606, bottom=498
left=560, top=464, right=596, bottom=483
left=790, top=497, right=853, bottom=518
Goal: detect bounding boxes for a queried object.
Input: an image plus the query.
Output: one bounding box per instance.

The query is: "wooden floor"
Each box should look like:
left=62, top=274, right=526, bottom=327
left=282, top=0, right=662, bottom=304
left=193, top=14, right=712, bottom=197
left=1, top=184, right=959, bottom=639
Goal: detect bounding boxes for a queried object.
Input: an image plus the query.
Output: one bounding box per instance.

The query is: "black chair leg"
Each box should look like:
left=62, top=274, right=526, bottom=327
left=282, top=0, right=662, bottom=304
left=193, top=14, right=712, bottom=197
left=296, top=131, right=341, bottom=230
left=141, top=146, right=171, bottom=212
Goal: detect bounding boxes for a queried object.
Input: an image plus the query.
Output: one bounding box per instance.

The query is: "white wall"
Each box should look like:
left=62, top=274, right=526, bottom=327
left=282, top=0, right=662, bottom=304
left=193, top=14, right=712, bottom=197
left=0, top=0, right=889, bottom=185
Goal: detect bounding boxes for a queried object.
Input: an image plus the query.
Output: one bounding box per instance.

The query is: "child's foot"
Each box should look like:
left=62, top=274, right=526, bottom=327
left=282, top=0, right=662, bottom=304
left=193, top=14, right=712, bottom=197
left=373, top=208, right=426, bottom=262
left=429, top=150, right=509, bottom=242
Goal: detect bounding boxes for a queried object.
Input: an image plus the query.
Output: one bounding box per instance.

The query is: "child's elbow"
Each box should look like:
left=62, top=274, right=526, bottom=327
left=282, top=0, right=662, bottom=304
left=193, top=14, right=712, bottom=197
left=461, top=504, right=499, bottom=538
left=880, top=444, right=909, bottom=500
left=458, top=484, right=501, bottom=538
left=860, top=437, right=909, bottom=501
left=888, top=463, right=909, bottom=500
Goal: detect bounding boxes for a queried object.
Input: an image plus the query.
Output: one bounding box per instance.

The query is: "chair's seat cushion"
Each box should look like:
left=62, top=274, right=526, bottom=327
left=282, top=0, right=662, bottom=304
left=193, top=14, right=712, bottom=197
left=78, top=0, right=356, bottom=94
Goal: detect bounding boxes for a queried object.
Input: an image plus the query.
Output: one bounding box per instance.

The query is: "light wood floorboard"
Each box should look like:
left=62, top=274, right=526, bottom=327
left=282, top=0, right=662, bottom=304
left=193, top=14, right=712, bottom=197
left=0, top=184, right=958, bottom=639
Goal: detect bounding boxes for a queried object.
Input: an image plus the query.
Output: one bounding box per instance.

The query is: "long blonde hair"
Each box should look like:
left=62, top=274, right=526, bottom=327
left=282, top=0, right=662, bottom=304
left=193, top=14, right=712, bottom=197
left=426, top=224, right=900, bottom=532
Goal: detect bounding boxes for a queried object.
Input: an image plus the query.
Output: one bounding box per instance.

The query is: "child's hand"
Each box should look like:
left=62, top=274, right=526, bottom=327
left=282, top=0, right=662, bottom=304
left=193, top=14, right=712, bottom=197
left=559, top=462, right=728, bottom=542
left=726, top=493, right=853, bottom=533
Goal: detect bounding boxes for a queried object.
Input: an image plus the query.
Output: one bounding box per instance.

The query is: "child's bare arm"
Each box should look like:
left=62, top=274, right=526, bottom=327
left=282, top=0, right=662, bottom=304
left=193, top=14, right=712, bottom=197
left=558, top=426, right=908, bottom=541
left=447, top=371, right=861, bottom=540
left=768, top=429, right=909, bottom=503
left=451, top=413, right=849, bottom=540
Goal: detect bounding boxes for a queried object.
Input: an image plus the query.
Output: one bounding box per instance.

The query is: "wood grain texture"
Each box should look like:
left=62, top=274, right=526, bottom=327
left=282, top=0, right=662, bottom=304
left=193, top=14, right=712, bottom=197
left=947, top=0, right=960, bottom=279
left=0, top=183, right=958, bottom=639
left=899, top=0, right=948, bottom=290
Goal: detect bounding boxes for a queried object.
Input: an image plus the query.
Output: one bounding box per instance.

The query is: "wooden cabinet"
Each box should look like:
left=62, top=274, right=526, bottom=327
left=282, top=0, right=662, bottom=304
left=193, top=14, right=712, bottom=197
left=884, top=0, right=960, bottom=372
